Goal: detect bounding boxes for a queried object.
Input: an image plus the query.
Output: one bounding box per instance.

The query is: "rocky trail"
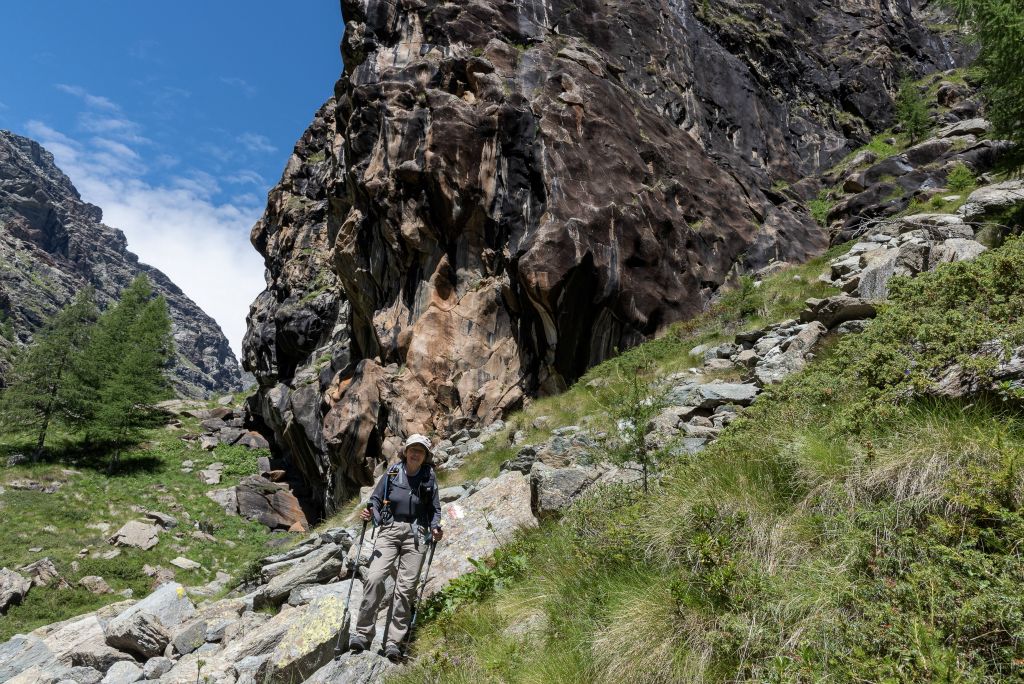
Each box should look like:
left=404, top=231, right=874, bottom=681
left=4, top=0, right=1024, bottom=680
left=4, top=162, right=1021, bottom=681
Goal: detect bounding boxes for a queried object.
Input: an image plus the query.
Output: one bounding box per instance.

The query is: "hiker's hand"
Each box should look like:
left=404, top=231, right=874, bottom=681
left=431, top=526, right=443, bottom=542
left=360, top=508, right=372, bottom=522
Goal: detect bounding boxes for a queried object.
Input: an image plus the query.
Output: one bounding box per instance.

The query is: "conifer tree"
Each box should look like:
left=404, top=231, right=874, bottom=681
left=896, top=79, right=931, bottom=145
left=67, top=276, right=155, bottom=432
left=0, top=288, right=98, bottom=458
left=75, top=276, right=174, bottom=472
left=596, top=354, right=671, bottom=494
left=951, top=0, right=1024, bottom=170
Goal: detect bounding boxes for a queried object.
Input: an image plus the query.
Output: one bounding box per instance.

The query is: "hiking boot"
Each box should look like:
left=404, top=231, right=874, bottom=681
left=348, top=639, right=367, bottom=654
left=384, top=643, right=403, bottom=662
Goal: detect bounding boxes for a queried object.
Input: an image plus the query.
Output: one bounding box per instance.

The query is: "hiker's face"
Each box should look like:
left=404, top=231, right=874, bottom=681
left=405, top=444, right=427, bottom=470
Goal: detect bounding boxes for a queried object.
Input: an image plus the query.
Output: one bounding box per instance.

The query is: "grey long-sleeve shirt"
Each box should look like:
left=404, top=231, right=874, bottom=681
left=369, top=462, right=442, bottom=530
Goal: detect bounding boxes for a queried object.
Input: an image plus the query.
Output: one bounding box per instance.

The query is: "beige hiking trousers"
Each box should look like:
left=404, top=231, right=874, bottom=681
left=353, top=521, right=427, bottom=648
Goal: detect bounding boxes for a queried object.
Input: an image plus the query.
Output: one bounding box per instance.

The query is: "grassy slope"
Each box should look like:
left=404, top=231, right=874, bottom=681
left=392, top=238, right=1024, bottom=683
left=0, top=414, right=273, bottom=641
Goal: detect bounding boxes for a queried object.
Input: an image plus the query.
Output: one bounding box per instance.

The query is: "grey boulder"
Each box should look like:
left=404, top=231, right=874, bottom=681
left=253, top=543, right=347, bottom=609
left=103, top=611, right=170, bottom=659
left=303, top=651, right=395, bottom=684
left=0, top=568, right=31, bottom=614
left=99, top=661, right=143, bottom=684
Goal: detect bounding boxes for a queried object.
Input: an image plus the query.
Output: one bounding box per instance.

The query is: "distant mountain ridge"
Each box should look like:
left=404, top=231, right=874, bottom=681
left=0, top=130, right=242, bottom=398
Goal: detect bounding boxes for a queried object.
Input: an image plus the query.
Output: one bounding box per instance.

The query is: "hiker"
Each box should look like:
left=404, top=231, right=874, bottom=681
left=348, top=433, right=444, bottom=661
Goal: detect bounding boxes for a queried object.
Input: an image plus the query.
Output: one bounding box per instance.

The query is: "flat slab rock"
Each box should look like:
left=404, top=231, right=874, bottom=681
left=691, top=383, right=760, bottom=408
left=424, top=470, right=537, bottom=596
left=108, top=521, right=161, bottom=550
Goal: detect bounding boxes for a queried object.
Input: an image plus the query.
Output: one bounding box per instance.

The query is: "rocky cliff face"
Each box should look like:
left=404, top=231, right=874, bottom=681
left=243, top=0, right=962, bottom=515
left=0, top=131, right=243, bottom=398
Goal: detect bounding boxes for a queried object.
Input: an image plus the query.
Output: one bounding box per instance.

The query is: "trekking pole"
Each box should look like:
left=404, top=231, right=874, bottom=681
left=400, top=536, right=438, bottom=656
left=334, top=503, right=374, bottom=660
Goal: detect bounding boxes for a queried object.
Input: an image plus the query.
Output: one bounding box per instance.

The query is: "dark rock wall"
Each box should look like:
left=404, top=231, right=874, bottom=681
left=244, top=0, right=960, bottom=515
left=0, top=131, right=243, bottom=398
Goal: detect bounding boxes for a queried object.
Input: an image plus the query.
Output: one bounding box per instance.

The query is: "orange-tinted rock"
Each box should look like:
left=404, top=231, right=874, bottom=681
left=235, top=476, right=310, bottom=532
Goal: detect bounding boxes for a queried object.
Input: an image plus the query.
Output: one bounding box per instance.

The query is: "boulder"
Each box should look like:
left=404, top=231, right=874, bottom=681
left=237, top=431, right=271, bottom=450
left=261, top=537, right=327, bottom=566
left=19, top=558, right=70, bottom=589
left=957, top=180, right=1024, bottom=222
left=169, top=619, right=207, bottom=656
left=99, top=661, right=143, bottom=684
left=735, top=349, right=759, bottom=367
left=253, top=543, right=347, bottom=609
left=109, top=582, right=196, bottom=631
left=142, top=657, right=173, bottom=679
left=734, top=327, right=766, bottom=345
left=287, top=580, right=361, bottom=608
left=800, top=295, right=877, bottom=329
left=424, top=471, right=537, bottom=596
left=835, top=319, right=871, bottom=335
left=236, top=476, right=310, bottom=531
left=0, top=634, right=54, bottom=681
left=197, top=467, right=222, bottom=485
left=142, top=510, right=179, bottom=529
left=169, top=557, right=201, bottom=571
left=49, top=665, right=106, bottom=684
left=216, top=427, right=247, bottom=445
left=692, top=383, right=760, bottom=409
left=936, top=117, right=991, bottom=138
left=200, top=418, right=227, bottom=432
left=647, top=405, right=697, bottom=434
left=206, top=487, right=238, bottom=515
left=530, top=463, right=603, bottom=518
left=264, top=595, right=348, bottom=683
left=438, top=485, right=467, bottom=503
left=199, top=434, right=219, bottom=451
left=79, top=576, right=112, bottom=595
left=108, top=521, right=161, bottom=550
left=857, top=242, right=926, bottom=300
left=930, top=238, right=987, bottom=265
left=303, top=651, right=395, bottom=684
left=500, top=445, right=539, bottom=474
left=754, top=322, right=827, bottom=385
left=43, top=614, right=134, bottom=672
left=0, top=567, right=31, bottom=613
left=104, top=611, right=171, bottom=659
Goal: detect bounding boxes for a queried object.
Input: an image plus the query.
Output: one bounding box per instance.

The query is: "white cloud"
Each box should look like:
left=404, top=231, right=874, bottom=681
left=55, top=83, right=120, bottom=111
left=78, top=112, right=150, bottom=145
left=23, top=120, right=266, bottom=359
left=237, top=132, right=276, bottom=154
left=220, top=77, right=257, bottom=98
left=225, top=169, right=266, bottom=186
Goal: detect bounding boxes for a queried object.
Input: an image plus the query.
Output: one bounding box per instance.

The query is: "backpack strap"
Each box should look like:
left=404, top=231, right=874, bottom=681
left=381, top=463, right=402, bottom=522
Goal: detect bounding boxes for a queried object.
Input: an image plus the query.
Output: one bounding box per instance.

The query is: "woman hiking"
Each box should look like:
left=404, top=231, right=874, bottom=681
left=348, top=433, right=444, bottom=661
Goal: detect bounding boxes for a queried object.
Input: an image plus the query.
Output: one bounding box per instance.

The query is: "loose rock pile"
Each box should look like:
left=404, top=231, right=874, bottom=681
left=432, top=420, right=506, bottom=471
left=821, top=213, right=988, bottom=299
left=176, top=407, right=269, bottom=452
left=0, top=530, right=400, bottom=684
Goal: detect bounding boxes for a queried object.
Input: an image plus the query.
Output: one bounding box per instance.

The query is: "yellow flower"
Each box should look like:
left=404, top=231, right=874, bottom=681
left=176, top=587, right=186, bottom=599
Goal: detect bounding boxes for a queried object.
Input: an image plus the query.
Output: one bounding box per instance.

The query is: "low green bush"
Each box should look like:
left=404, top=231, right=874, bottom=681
left=390, top=238, right=1024, bottom=683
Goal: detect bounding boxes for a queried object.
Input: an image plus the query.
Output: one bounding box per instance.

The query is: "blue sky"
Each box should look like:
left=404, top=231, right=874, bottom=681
left=0, top=1, right=344, bottom=357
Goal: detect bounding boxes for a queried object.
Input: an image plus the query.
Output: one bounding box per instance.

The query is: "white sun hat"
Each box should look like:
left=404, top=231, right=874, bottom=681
left=403, top=433, right=433, bottom=454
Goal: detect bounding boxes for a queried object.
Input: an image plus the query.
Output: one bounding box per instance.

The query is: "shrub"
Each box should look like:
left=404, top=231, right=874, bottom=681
left=946, top=162, right=976, bottom=193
